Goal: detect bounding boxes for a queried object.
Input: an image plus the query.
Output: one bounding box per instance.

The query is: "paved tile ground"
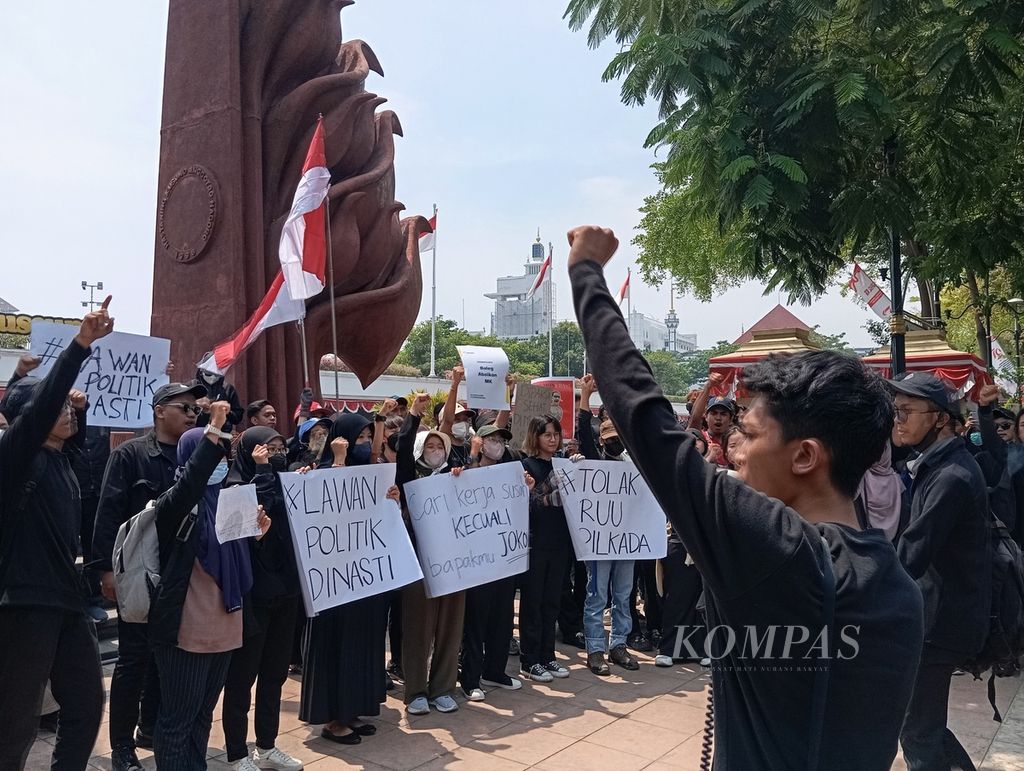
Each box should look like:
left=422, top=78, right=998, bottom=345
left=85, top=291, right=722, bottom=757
left=24, top=641, right=1024, bottom=770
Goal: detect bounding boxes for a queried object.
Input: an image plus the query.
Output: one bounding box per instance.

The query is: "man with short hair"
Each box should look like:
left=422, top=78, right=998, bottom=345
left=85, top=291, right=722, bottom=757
left=245, top=399, right=277, bottom=429
left=439, top=365, right=477, bottom=468
left=890, top=373, right=991, bottom=770
left=994, top=407, right=1017, bottom=445
left=93, top=381, right=208, bottom=771
left=568, top=225, right=923, bottom=768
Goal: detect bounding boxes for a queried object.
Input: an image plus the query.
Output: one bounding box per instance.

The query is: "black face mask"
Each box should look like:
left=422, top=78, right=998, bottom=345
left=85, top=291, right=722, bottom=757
left=268, top=454, right=288, bottom=472
left=603, top=439, right=624, bottom=458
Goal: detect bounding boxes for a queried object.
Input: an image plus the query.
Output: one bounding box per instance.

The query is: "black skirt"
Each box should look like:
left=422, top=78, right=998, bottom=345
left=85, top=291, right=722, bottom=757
left=299, top=593, right=388, bottom=725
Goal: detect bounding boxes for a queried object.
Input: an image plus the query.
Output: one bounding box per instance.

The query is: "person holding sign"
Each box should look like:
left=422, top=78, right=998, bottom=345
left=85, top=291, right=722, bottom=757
left=567, top=225, right=923, bottom=769
left=518, top=415, right=573, bottom=683
left=0, top=298, right=113, bottom=771
left=220, top=427, right=304, bottom=771
left=148, top=402, right=270, bottom=771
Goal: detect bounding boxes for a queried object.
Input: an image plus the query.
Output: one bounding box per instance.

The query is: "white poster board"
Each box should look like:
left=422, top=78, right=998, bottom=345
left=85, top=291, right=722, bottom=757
left=552, top=458, right=668, bottom=560
left=280, top=465, right=422, bottom=617
left=456, top=345, right=510, bottom=410
left=404, top=463, right=530, bottom=598
left=30, top=321, right=170, bottom=429
left=215, top=484, right=261, bottom=544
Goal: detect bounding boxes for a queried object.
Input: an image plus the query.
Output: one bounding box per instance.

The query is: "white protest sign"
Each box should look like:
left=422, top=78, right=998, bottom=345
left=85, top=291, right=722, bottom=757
left=215, top=484, right=261, bottom=544
left=280, top=464, right=422, bottom=617
left=456, top=345, right=510, bottom=410
left=404, top=463, right=530, bottom=598
left=552, top=458, right=668, bottom=560
left=30, top=321, right=170, bottom=429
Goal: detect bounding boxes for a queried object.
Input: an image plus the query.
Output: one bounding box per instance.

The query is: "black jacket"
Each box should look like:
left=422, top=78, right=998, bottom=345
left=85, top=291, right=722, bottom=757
left=72, top=426, right=111, bottom=500
left=193, top=372, right=244, bottom=432
left=148, top=437, right=226, bottom=647
left=0, top=340, right=91, bottom=612
left=92, top=431, right=180, bottom=573
left=571, top=260, right=923, bottom=770
left=898, top=436, right=992, bottom=656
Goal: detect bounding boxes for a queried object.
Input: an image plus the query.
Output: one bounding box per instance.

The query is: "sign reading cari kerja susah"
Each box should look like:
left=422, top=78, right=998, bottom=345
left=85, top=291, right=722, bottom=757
left=552, top=459, right=668, bottom=560
left=280, top=465, right=422, bottom=617
left=404, top=463, right=530, bottom=598
left=30, top=321, right=171, bottom=429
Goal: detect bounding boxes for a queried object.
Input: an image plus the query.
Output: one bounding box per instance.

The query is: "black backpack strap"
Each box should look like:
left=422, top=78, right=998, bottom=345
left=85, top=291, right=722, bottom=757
left=807, top=535, right=836, bottom=770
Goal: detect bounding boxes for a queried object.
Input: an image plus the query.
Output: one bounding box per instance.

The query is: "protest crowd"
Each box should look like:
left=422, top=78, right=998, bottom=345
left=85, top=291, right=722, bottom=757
left=1, top=226, right=1022, bottom=771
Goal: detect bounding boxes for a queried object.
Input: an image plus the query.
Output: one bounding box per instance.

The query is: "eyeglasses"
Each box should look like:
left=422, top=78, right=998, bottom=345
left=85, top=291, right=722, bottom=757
left=266, top=446, right=288, bottom=456
left=163, top=402, right=202, bottom=416
left=894, top=407, right=939, bottom=423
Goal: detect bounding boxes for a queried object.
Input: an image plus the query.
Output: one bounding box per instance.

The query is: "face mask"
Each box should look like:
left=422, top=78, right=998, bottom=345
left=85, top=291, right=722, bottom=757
left=208, top=460, right=229, bottom=486
left=969, top=432, right=983, bottom=447
left=483, top=438, right=506, bottom=461
left=201, top=371, right=219, bottom=385
left=269, top=454, right=288, bottom=471
left=424, top=448, right=447, bottom=468
left=604, top=439, right=624, bottom=458
left=452, top=421, right=471, bottom=440
left=308, top=436, right=326, bottom=455
left=349, top=442, right=372, bottom=464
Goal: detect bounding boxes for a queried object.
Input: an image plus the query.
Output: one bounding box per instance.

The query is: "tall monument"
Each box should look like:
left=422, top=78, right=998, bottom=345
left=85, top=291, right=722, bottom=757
left=151, top=0, right=424, bottom=413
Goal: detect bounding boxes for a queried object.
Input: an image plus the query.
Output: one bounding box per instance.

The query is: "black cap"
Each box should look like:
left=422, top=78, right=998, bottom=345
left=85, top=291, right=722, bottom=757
left=391, top=395, right=408, bottom=406
left=707, top=396, right=736, bottom=414
left=152, top=382, right=208, bottom=408
left=0, top=377, right=40, bottom=421
left=993, top=407, right=1016, bottom=423
left=888, top=373, right=956, bottom=415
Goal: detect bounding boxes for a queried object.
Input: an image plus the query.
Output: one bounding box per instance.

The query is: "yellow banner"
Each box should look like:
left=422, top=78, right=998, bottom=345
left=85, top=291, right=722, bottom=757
left=0, top=313, right=80, bottom=337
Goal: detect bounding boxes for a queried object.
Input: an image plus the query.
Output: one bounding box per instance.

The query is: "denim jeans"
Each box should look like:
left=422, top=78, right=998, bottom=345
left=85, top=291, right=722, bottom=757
left=584, top=560, right=635, bottom=653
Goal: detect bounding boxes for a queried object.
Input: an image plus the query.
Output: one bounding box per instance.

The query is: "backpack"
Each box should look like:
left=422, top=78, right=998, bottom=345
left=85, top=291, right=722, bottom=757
left=964, top=515, right=1024, bottom=721
left=112, top=501, right=161, bottom=624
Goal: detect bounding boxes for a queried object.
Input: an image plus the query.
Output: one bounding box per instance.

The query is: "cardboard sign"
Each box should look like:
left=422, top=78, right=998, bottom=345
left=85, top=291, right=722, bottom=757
left=531, top=377, right=576, bottom=441
left=404, top=463, right=530, bottom=597
left=280, top=465, right=422, bottom=617
left=552, top=458, right=668, bottom=561
left=30, top=322, right=171, bottom=429
left=457, top=345, right=510, bottom=410
left=510, top=382, right=558, bottom=451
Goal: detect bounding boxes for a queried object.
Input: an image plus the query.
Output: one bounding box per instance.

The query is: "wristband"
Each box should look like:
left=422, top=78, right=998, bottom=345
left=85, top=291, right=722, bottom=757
left=204, top=424, right=232, bottom=440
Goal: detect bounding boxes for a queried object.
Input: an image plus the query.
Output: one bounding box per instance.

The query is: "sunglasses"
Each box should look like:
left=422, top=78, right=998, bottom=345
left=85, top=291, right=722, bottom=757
left=163, top=402, right=202, bottom=416
left=996, top=422, right=1015, bottom=431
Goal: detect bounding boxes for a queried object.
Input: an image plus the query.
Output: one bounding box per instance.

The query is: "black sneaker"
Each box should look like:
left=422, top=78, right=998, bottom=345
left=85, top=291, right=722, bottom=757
left=387, top=660, right=403, bottom=680
left=571, top=632, right=587, bottom=650
left=627, top=633, right=654, bottom=652
left=587, top=651, right=610, bottom=676
left=38, top=711, right=59, bottom=733
left=111, top=745, right=144, bottom=771
left=509, top=636, right=521, bottom=656
left=134, top=729, right=154, bottom=750
left=610, top=644, right=640, bottom=670
left=386, top=672, right=395, bottom=691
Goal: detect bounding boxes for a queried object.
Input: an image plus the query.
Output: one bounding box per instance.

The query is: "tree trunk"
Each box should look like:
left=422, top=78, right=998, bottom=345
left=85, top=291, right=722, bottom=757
left=965, top=270, right=989, bottom=361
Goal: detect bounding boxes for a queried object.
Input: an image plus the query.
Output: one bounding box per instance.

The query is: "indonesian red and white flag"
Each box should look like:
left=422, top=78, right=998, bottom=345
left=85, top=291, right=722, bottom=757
left=418, top=213, right=437, bottom=253
left=197, top=271, right=304, bottom=376
left=525, top=251, right=551, bottom=301
left=280, top=118, right=331, bottom=301
left=991, top=337, right=1017, bottom=394
left=617, top=271, right=631, bottom=305
left=849, top=263, right=892, bottom=320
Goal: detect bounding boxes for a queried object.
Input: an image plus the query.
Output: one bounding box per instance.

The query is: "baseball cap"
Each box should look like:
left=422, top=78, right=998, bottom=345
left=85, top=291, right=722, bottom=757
left=599, top=419, right=619, bottom=440
left=293, top=401, right=333, bottom=421
left=0, top=377, right=40, bottom=421
left=887, top=372, right=956, bottom=415
left=707, top=396, right=736, bottom=414
left=477, top=424, right=512, bottom=441
left=152, top=382, right=207, bottom=408
left=454, top=402, right=477, bottom=420
left=298, top=416, right=332, bottom=440
left=993, top=407, right=1016, bottom=423
left=391, top=395, right=409, bottom=407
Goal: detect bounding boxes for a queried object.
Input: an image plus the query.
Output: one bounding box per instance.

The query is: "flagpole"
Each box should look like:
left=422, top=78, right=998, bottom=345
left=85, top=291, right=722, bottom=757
left=325, top=196, right=341, bottom=405
left=297, top=318, right=310, bottom=387
left=429, top=203, right=438, bottom=378
left=626, top=267, right=632, bottom=344
left=548, top=242, right=553, bottom=377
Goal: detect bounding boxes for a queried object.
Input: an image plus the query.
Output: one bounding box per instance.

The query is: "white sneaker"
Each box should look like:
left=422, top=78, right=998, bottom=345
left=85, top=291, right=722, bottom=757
left=522, top=663, right=554, bottom=682
left=407, top=695, right=430, bottom=715
left=430, top=694, right=459, bottom=713
left=253, top=747, right=303, bottom=771
left=481, top=675, right=523, bottom=691
left=545, top=661, right=570, bottom=679
left=700, top=657, right=712, bottom=667
left=464, top=687, right=486, bottom=702
left=654, top=654, right=673, bottom=668
left=233, top=759, right=261, bottom=771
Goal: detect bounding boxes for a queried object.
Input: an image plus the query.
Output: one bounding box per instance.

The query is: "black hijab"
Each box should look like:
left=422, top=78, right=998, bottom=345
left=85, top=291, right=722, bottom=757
left=227, top=426, right=284, bottom=485
left=318, top=412, right=372, bottom=468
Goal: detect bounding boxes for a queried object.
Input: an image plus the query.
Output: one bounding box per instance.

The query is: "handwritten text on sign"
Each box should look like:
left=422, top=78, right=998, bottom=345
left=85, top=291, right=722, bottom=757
left=30, top=322, right=170, bottom=429
left=404, top=463, right=530, bottom=598
left=280, top=465, right=422, bottom=616
left=552, top=459, right=668, bottom=560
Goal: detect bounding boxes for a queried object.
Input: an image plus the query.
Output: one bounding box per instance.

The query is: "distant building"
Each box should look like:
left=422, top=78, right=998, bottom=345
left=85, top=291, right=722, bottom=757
left=734, top=304, right=811, bottom=345
left=0, top=296, right=18, bottom=314
left=662, top=288, right=698, bottom=353
left=486, top=232, right=555, bottom=340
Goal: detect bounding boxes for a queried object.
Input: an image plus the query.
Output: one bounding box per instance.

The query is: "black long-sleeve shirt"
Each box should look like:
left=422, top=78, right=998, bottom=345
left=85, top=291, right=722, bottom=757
left=0, top=340, right=91, bottom=612
left=571, top=259, right=923, bottom=770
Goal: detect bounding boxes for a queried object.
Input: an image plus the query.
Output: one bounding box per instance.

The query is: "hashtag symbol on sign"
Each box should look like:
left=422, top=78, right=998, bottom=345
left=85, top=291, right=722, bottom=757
left=39, top=338, right=64, bottom=366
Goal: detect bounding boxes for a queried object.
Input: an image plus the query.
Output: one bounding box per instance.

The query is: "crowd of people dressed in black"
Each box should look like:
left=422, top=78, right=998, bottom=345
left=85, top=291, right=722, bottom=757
left=1, top=226, right=1021, bottom=770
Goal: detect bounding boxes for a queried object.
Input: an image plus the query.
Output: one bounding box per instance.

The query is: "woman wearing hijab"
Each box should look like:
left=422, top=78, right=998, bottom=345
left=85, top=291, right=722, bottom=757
left=855, top=443, right=905, bottom=542
left=221, top=428, right=303, bottom=771
left=148, top=401, right=269, bottom=771
left=299, top=413, right=388, bottom=745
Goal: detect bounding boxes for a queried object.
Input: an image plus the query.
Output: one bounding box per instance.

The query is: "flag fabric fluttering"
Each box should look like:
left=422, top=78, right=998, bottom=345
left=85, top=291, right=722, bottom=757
left=524, top=251, right=551, bottom=301
left=991, top=337, right=1017, bottom=394
left=419, top=213, right=437, bottom=253
left=280, top=117, right=331, bottom=301
left=848, top=263, right=893, bottom=320
left=617, top=271, right=631, bottom=306
left=197, top=271, right=305, bottom=376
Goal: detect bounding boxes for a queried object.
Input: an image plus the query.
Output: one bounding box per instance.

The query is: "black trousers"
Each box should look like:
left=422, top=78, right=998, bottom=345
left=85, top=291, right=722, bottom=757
left=0, top=607, right=103, bottom=771
left=557, top=557, right=586, bottom=641
left=153, top=645, right=231, bottom=771
left=222, top=596, right=300, bottom=762
left=900, top=644, right=976, bottom=771
left=79, top=496, right=101, bottom=601
left=386, top=588, right=403, bottom=666
left=519, top=546, right=568, bottom=667
left=109, top=617, right=161, bottom=748
left=460, top=576, right=516, bottom=690
left=658, top=540, right=707, bottom=658
left=629, top=558, right=663, bottom=635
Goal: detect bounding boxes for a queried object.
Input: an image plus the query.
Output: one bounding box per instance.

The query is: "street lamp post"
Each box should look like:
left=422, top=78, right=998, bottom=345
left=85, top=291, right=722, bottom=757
left=81, top=281, right=104, bottom=312
left=1007, top=298, right=1024, bottom=404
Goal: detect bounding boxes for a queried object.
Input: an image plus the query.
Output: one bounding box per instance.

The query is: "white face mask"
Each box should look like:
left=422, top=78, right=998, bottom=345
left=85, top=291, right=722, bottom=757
left=452, top=421, right=471, bottom=440
left=482, top=438, right=505, bottom=461
left=424, top=448, right=447, bottom=469
left=201, top=371, right=219, bottom=385
left=208, top=460, right=229, bottom=486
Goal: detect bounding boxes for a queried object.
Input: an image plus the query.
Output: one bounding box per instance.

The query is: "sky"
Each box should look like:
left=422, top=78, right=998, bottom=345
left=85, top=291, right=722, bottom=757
left=0, top=0, right=878, bottom=349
